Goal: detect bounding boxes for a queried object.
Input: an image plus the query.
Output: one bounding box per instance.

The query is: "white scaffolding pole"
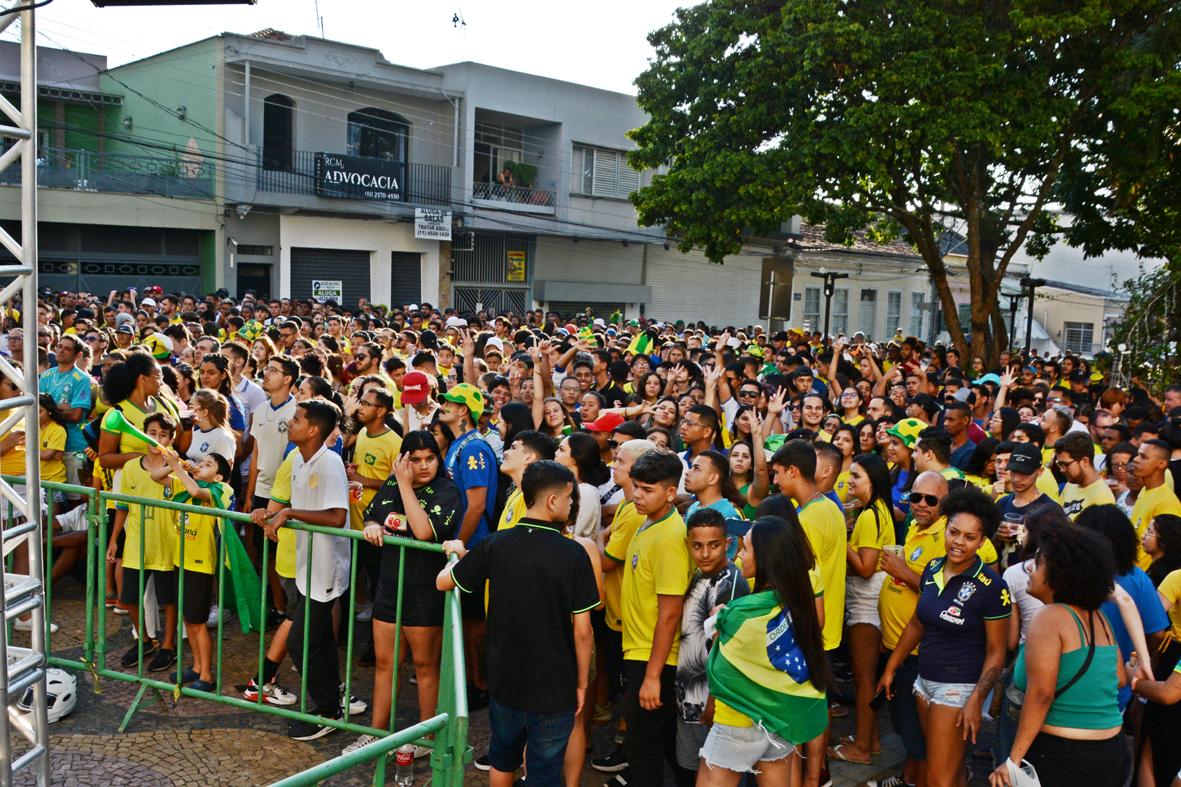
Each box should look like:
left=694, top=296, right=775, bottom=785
left=0, top=2, right=47, bottom=785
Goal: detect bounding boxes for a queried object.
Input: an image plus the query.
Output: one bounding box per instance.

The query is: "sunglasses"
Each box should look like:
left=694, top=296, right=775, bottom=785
left=907, top=492, right=940, bottom=506
left=607, top=439, right=621, bottom=449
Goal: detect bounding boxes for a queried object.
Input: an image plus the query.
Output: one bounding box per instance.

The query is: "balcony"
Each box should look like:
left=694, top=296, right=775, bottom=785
left=0, top=146, right=213, bottom=198
left=472, top=181, right=556, bottom=214
left=256, top=150, right=451, bottom=207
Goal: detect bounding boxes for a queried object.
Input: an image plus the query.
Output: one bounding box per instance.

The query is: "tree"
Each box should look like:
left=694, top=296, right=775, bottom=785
left=1107, top=265, right=1181, bottom=390
left=628, top=0, right=1178, bottom=365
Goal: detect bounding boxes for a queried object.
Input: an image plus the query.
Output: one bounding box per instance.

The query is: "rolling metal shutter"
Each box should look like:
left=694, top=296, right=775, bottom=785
left=290, top=248, right=370, bottom=307
left=390, top=252, right=422, bottom=309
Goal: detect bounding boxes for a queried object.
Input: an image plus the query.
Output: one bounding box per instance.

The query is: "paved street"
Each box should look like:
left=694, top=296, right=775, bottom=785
left=9, top=578, right=997, bottom=786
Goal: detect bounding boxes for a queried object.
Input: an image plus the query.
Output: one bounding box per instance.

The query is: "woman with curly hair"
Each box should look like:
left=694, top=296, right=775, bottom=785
left=1144, top=512, right=1181, bottom=586
left=989, top=525, right=1130, bottom=787
left=878, top=487, right=1009, bottom=787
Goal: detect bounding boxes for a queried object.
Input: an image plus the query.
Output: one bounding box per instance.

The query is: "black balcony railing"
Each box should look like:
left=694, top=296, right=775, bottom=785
left=0, top=145, right=213, bottom=198
left=472, top=181, right=556, bottom=208
left=257, top=150, right=451, bottom=207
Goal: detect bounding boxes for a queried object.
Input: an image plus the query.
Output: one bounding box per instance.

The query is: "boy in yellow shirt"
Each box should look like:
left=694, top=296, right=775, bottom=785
left=156, top=450, right=234, bottom=692
left=105, top=413, right=180, bottom=673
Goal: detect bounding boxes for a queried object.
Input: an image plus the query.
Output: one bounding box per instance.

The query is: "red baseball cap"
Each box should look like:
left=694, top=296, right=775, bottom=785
left=400, top=371, right=431, bottom=405
left=583, top=412, right=625, bottom=433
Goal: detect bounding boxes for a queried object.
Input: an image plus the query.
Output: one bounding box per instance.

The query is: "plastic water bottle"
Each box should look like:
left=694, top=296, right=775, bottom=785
left=394, top=744, right=415, bottom=785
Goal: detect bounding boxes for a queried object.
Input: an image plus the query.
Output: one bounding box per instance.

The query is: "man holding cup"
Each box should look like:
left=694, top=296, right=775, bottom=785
left=995, top=443, right=1062, bottom=566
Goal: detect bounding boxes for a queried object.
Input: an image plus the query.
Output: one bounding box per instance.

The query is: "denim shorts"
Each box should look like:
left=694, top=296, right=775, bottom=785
left=913, top=676, right=976, bottom=709
left=487, top=696, right=574, bottom=784
left=700, top=722, right=795, bottom=774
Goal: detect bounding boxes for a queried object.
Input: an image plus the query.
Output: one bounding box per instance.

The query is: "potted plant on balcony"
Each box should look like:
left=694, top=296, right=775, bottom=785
left=505, top=160, right=537, bottom=189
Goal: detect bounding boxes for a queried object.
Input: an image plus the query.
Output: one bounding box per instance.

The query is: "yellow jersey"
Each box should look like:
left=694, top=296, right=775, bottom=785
left=0, top=415, right=26, bottom=477
left=350, top=427, right=402, bottom=531
left=603, top=500, right=647, bottom=633
left=497, top=488, right=528, bottom=532
left=116, top=456, right=179, bottom=571
left=268, top=451, right=297, bottom=580
left=173, top=480, right=232, bottom=575
left=1060, top=478, right=1115, bottom=521
left=1131, top=482, right=1181, bottom=569
left=797, top=495, right=847, bottom=651
left=1157, top=569, right=1181, bottom=640
left=621, top=508, right=692, bottom=665
left=106, top=397, right=180, bottom=455
left=39, top=420, right=67, bottom=484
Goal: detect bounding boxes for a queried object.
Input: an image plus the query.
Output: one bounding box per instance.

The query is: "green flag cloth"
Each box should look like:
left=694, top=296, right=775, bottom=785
left=626, top=331, right=654, bottom=357
left=706, top=590, right=828, bottom=744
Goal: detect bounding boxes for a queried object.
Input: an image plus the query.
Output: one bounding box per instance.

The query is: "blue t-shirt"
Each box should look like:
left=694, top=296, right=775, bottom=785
left=446, top=429, right=499, bottom=548
left=39, top=365, right=92, bottom=452
left=915, top=556, right=1011, bottom=683
left=1102, top=568, right=1169, bottom=709
left=685, top=497, right=742, bottom=522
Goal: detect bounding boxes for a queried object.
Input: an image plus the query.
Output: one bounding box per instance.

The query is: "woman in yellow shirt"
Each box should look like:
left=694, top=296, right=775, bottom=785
left=97, top=352, right=183, bottom=472
left=831, top=424, right=857, bottom=505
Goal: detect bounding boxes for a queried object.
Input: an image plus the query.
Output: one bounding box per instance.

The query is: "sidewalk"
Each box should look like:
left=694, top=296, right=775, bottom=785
left=12, top=581, right=993, bottom=785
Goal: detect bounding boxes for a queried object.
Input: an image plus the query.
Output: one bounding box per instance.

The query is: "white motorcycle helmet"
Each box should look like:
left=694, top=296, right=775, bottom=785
left=17, top=668, right=77, bottom=723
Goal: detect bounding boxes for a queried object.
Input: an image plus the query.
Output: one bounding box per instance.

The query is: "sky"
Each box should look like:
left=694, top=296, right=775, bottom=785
left=20, top=0, right=689, bottom=95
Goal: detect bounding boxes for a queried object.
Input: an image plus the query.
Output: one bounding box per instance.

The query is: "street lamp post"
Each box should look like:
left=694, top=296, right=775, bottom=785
left=1005, top=291, right=1022, bottom=350
left=1020, top=276, right=1046, bottom=353
left=810, top=269, right=849, bottom=340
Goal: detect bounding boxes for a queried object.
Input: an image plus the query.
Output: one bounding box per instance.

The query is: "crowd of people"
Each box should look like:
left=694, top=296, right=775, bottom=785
left=8, top=284, right=1181, bottom=787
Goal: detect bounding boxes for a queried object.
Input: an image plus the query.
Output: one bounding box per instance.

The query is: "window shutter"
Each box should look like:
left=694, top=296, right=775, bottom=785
left=592, top=148, right=618, bottom=197
left=617, top=160, right=641, bottom=196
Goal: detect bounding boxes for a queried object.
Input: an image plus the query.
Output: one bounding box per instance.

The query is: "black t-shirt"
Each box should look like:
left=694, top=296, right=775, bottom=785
left=599, top=382, right=628, bottom=409
left=450, top=517, right=599, bottom=713
left=364, top=475, right=461, bottom=605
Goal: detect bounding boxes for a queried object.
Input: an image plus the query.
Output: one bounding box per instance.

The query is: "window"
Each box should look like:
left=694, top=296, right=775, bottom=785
left=831, top=287, right=849, bottom=336
left=859, top=288, right=877, bottom=339
left=886, top=290, right=902, bottom=336
left=573, top=144, right=641, bottom=199
left=1063, top=322, right=1094, bottom=354
left=347, top=108, right=408, bottom=161
left=262, top=94, right=294, bottom=171
left=803, top=286, right=821, bottom=332
left=909, top=292, right=925, bottom=337
left=759, top=257, right=792, bottom=321
left=474, top=123, right=524, bottom=186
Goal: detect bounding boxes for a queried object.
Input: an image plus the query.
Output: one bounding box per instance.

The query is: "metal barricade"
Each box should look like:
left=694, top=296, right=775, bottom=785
left=8, top=478, right=469, bottom=786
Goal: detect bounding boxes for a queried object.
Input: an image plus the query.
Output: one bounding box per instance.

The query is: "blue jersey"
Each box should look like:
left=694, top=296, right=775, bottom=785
left=446, top=429, right=499, bottom=548
left=39, top=365, right=92, bottom=452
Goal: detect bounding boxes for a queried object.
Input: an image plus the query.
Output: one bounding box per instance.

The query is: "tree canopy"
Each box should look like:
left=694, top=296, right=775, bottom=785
left=628, top=0, right=1180, bottom=364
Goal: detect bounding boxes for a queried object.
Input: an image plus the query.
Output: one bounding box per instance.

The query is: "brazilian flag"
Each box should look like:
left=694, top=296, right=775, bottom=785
left=706, top=591, right=828, bottom=743
left=577, top=326, right=598, bottom=347
left=626, top=330, right=654, bottom=357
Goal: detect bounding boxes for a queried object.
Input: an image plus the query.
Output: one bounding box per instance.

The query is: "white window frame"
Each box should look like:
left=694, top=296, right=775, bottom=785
left=803, top=286, right=821, bottom=332
left=572, top=143, right=641, bottom=199
left=832, top=287, right=849, bottom=336
left=859, top=288, right=877, bottom=339
left=886, top=290, right=902, bottom=336
left=909, top=292, right=925, bottom=337
left=1063, top=321, right=1094, bottom=354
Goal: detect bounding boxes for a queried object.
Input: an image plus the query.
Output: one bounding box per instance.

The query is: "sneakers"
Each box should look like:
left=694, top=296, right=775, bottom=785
left=175, top=667, right=199, bottom=684
left=868, top=776, right=913, bottom=787
left=244, top=679, right=298, bottom=706
left=474, top=753, right=491, bottom=772
left=206, top=605, right=232, bottom=628
left=354, top=601, right=373, bottom=623
left=190, top=679, right=216, bottom=692
left=342, top=734, right=380, bottom=755
left=112, top=601, right=130, bottom=615
left=13, top=618, right=59, bottom=633
left=120, top=641, right=156, bottom=668
left=288, top=711, right=341, bottom=741
left=591, top=747, right=628, bottom=773
left=340, top=683, right=367, bottom=715
left=592, top=703, right=613, bottom=723
left=602, top=776, right=630, bottom=787
left=147, top=648, right=176, bottom=673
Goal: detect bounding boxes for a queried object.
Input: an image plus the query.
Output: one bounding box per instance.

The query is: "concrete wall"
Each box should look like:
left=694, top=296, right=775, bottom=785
left=277, top=214, right=441, bottom=306
left=646, top=245, right=764, bottom=326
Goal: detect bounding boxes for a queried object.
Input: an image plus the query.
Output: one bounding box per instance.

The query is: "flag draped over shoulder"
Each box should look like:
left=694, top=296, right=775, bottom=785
left=178, top=482, right=262, bottom=634
left=706, top=590, right=828, bottom=744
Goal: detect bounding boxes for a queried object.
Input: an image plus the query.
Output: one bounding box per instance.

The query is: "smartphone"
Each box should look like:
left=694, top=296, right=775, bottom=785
left=869, top=688, right=887, bottom=711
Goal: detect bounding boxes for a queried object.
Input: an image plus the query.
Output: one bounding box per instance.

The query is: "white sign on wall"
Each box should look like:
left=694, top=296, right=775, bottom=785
left=311, top=280, right=343, bottom=303
left=414, top=208, right=452, bottom=241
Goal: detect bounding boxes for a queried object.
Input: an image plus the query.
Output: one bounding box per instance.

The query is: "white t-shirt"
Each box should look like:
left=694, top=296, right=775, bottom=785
left=234, top=376, right=267, bottom=423
left=572, top=481, right=602, bottom=540
left=188, top=426, right=235, bottom=466
left=291, top=443, right=351, bottom=602
left=249, top=394, right=297, bottom=499
left=1002, top=559, right=1044, bottom=645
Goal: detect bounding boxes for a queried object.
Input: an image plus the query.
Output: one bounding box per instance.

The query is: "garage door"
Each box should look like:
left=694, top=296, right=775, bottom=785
left=290, top=248, right=370, bottom=307
left=390, top=252, right=422, bottom=309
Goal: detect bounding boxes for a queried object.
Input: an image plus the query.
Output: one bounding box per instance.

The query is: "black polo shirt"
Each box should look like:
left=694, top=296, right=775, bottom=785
left=915, top=555, right=1010, bottom=683
left=450, top=517, right=599, bottom=713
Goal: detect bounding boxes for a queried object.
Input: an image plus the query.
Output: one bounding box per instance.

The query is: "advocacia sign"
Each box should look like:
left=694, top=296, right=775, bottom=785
left=314, top=153, right=405, bottom=202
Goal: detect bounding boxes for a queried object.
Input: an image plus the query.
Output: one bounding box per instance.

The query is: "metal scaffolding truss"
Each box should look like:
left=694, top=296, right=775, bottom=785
left=0, top=2, right=48, bottom=785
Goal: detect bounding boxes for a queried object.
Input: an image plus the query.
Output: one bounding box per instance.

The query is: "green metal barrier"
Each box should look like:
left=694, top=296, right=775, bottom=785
left=8, top=476, right=469, bottom=786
